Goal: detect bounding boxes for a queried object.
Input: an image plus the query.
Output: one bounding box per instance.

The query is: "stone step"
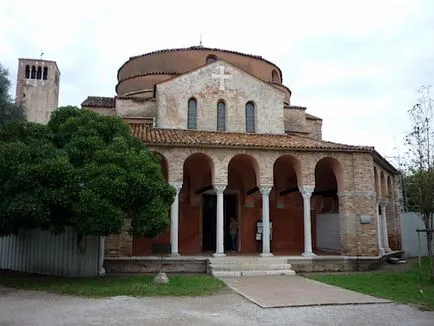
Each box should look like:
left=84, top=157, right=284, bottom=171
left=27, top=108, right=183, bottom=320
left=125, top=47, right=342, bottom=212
left=212, top=269, right=295, bottom=277
left=210, top=263, right=293, bottom=271
left=209, top=258, right=290, bottom=264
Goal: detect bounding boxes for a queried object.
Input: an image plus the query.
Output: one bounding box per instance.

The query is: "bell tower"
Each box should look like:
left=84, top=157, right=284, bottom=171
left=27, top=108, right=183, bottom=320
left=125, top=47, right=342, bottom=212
left=15, top=58, right=60, bottom=124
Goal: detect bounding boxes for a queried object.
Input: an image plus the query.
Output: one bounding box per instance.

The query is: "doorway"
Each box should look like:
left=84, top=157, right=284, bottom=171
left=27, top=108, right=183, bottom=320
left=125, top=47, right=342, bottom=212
left=201, top=194, right=238, bottom=252
left=224, top=194, right=237, bottom=251
left=202, top=194, right=216, bottom=252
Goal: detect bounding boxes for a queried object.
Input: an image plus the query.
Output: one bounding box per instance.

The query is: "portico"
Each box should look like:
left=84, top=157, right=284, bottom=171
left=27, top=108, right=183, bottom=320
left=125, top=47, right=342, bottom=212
left=126, top=126, right=392, bottom=258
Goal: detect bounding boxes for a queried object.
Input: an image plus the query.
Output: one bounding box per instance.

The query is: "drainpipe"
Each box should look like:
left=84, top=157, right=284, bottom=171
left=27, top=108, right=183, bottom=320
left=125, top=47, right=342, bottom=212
left=98, top=236, right=106, bottom=276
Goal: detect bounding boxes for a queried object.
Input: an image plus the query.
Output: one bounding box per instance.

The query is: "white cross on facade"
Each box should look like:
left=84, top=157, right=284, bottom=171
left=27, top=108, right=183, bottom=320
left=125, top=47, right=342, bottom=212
left=212, top=66, right=232, bottom=91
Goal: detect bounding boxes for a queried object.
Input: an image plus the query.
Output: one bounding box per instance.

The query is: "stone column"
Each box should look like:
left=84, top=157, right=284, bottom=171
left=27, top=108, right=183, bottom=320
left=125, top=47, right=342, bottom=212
left=170, top=182, right=182, bottom=256
left=380, top=201, right=391, bottom=252
left=214, top=184, right=226, bottom=257
left=259, top=186, right=273, bottom=257
left=301, top=185, right=316, bottom=257
left=376, top=201, right=385, bottom=256
left=98, top=236, right=106, bottom=276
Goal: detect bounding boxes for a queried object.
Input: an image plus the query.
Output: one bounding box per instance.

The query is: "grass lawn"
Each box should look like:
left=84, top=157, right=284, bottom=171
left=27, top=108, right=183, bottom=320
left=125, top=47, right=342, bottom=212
left=0, top=273, right=225, bottom=298
left=309, top=258, right=434, bottom=310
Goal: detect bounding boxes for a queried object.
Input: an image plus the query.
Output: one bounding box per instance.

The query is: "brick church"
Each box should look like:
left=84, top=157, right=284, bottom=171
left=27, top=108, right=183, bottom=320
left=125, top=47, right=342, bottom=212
left=82, top=46, right=401, bottom=259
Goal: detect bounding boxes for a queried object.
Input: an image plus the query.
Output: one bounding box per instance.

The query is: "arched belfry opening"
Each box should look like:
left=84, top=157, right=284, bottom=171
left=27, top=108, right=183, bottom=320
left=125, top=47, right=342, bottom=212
left=313, top=157, right=344, bottom=254
left=271, top=155, right=304, bottom=254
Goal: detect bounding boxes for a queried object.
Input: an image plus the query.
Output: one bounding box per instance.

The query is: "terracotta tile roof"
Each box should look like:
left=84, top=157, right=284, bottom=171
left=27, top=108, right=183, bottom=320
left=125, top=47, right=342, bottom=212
left=285, top=105, right=307, bottom=111
left=305, top=113, right=323, bottom=121
left=118, top=46, right=282, bottom=83
left=117, top=72, right=180, bottom=83
left=81, top=96, right=115, bottom=108
left=268, top=81, right=292, bottom=95
left=129, top=124, right=373, bottom=152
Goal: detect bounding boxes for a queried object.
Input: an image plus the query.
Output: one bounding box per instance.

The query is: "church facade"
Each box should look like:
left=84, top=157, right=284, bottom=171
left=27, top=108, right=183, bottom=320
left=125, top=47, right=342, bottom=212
left=82, top=46, right=401, bottom=258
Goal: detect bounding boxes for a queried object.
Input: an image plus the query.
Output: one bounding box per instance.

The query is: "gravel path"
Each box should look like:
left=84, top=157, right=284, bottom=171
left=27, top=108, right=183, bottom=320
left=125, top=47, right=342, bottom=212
left=1, top=286, right=433, bottom=326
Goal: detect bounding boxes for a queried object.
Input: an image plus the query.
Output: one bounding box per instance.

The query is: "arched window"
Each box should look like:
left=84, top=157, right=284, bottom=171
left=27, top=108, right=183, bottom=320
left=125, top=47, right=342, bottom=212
left=31, top=66, right=36, bottom=79
left=246, top=101, right=255, bottom=133
left=25, top=65, right=30, bottom=78
left=36, top=66, right=42, bottom=79
left=187, top=98, right=197, bottom=129
left=217, top=100, right=226, bottom=131
left=272, top=69, right=279, bottom=83
left=43, top=67, right=48, bottom=80
left=206, top=55, right=217, bottom=64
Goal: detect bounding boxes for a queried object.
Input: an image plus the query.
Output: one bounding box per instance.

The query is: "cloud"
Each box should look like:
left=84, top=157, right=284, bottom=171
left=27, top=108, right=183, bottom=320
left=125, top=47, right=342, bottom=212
left=1, top=0, right=433, bottom=161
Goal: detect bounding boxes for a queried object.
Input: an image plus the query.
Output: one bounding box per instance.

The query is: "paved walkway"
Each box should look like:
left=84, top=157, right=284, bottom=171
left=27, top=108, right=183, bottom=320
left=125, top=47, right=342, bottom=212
left=1, top=285, right=434, bottom=325
left=220, top=275, right=391, bottom=308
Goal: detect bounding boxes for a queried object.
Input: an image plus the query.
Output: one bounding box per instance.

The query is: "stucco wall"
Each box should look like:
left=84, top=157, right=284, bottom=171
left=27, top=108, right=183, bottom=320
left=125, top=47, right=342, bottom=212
left=284, top=107, right=307, bottom=133
left=306, top=119, right=323, bottom=139
left=156, top=61, right=285, bottom=134
left=116, top=98, right=157, bottom=118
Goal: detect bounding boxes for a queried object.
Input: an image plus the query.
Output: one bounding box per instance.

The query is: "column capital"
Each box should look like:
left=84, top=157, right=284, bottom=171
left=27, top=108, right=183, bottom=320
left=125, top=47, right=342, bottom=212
left=379, top=200, right=388, bottom=207
left=214, top=184, right=227, bottom=194
left=300, top=185, right=314, bottom=198
left=259, top=185, right=272, bottom=196
left=169, top=182, right=183, bottom=193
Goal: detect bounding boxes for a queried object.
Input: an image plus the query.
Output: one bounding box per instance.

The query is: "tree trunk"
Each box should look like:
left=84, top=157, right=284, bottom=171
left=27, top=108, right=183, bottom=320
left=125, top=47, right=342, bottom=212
left=428, top=216, right=434, bottom=282
left=428, top=236, right=434, bottom=282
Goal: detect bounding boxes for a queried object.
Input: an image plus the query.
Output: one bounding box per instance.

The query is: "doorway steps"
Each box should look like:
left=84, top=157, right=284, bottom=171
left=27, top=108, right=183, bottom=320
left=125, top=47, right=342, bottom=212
left=208, top=256, right=296, bottom=277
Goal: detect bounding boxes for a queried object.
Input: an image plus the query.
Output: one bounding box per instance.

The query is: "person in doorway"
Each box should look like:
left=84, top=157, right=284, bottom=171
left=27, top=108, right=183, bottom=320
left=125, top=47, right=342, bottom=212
left=229, top=217, right=238, bottom=252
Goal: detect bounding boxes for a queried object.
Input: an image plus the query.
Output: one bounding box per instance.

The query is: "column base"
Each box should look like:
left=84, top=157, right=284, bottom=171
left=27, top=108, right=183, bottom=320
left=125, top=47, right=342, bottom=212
left=384, top=247, right=391, bottom=253
left=302, top=252, right=317, bottom=257
left=378, top=248, right=385, bottom=256
left=260, top=253, right=273, bottom=257
left=213, top=253, right=226, bottom=257
left=170, top=252, right=180, bottom=257
left=97, top=267, right=106, bottom=276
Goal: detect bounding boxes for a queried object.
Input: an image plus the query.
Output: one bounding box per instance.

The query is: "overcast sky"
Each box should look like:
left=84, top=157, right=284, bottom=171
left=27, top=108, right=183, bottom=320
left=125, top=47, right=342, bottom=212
left=1, top=0, right=433, bottom=166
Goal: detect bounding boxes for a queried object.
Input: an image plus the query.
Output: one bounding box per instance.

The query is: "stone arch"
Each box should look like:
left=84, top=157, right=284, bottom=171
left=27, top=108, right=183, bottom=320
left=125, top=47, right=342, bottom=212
left=183, top=152, right=215, bottom=192
left=227, top=154, right=260, bottom=253
left=380, top=171, right=386, bottom=199
left=271, top=154, right=304, bottom=254
left=387, top=175, right=393, bottom=199
left=314, top=157, right=344, bottom=193
left=374, top=166, right=379, bottom=198
left=313, top=157, right=344, bottom=254
left=228, top=154, right=260, bottom=188
left=273, top=155, right=303, bottom=188
left=179, top=152, right=215, bottom=254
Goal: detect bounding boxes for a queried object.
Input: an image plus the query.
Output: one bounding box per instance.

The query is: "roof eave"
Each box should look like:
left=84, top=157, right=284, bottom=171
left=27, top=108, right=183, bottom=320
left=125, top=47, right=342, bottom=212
left=372, top=150, right=400, bottom=174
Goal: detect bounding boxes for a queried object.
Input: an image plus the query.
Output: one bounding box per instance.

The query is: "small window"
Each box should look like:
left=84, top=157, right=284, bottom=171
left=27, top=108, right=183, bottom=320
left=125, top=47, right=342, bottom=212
left=43, top=67, right=48, bottom=80
left=31, top=66, right=36, bottom=79
left=187, top=98, right=197, bottom=129
left=217, top=100, right=226, bottom=131
left=272, top=69, right=279, bottom=83
left=25, top=65, right=30, bottom=78
left=206, top=55, right=217, bottom=64
left=36, top=66, right=42, bottom=79
left=246, top=101, right=255, bottom=133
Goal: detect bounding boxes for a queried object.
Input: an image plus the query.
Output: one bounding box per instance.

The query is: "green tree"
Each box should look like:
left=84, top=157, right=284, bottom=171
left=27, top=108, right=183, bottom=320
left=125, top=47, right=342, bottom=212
left=0, top=107, right=174, bottom=238
left=404, top=85, right=434, bottom=281
left=0, top=64, right=26, bottom=123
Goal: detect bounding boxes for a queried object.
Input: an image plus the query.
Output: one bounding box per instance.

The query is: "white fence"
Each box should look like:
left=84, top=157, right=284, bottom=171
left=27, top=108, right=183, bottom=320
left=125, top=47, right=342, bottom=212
left=0, top=228, right=101, bottom=277
left=400, top=212, right=429, bottom=257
